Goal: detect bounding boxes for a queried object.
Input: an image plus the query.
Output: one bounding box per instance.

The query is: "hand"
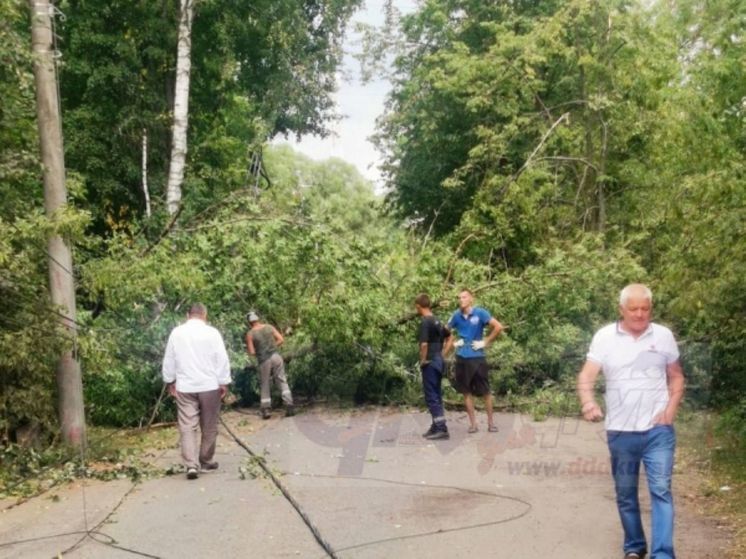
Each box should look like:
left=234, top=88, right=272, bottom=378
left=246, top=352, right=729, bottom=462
left=167, top=383, right=177, bottom=398
left=581, top=401, right=604, bottom=422
left=653, top=409, right=675, bottom=425
left=219, top=385, right=228, bottom=400
left=471, top=340, right=486, bottom=350
left=453, top=339, right=465, bottom=348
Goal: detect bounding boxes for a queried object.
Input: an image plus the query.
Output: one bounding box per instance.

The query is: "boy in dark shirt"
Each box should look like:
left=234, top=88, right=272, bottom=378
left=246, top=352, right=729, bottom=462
left=414, top=293, right=451, bottom=440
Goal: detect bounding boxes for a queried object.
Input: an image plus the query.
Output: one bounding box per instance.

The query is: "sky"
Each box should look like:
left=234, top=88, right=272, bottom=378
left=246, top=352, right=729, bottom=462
left=275, top=0, right=418, bottom=191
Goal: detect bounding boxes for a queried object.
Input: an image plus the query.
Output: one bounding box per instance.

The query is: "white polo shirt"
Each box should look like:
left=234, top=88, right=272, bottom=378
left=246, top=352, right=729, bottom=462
left=162, top=318, right=232, bottom=393
left=587, top=322, right=680, bottom=432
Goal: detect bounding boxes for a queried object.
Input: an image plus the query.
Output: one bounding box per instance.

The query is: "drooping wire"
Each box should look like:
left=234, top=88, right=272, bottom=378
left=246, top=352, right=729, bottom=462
left=220, top=416, right=339, bottom=559
left=220, top=412, right=535, bottom=559
left=310, top=473, right=533, bottom=556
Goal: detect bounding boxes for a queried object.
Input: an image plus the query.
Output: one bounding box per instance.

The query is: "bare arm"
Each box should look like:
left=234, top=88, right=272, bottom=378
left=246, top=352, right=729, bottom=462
left=246, top=332, right=256, bottom=356
left=654, top=360, right=685, bottom=425
left=484, top=317, right=504, bottom=346
left=419, top=342, right=429, bottom=365
left=271, top=326, right=284, bottom=347
left=577, top=360, right=604, bottom=421
left=442, top=334, right=454, bottom=357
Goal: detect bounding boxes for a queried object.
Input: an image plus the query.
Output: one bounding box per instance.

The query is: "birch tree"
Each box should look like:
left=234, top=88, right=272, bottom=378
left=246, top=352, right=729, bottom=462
left=141, top=128, right=151, bottom=218
left=165, top=0, right=194, bottom=215
left=58, top=1, right=362, bottom=228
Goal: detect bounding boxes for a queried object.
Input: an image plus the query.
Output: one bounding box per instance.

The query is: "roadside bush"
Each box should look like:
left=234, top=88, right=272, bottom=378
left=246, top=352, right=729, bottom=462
left=716, top=399, right=746, bottom=456
left=84, top=367, right=167, bottom=427
left=0, top=216, right=68, bottom=445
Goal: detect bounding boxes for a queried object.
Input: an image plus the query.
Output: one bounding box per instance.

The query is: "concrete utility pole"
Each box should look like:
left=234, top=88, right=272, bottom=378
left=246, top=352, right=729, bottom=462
left=29, top=0, right=86, bottom=448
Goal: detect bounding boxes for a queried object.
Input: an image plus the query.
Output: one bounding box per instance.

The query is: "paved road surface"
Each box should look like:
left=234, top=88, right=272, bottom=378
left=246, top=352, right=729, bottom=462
left=0, top=409, right=730, bottom=558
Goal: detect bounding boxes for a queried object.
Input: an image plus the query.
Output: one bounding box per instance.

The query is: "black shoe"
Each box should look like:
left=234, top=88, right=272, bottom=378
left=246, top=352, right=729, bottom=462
left=425, top=430, right=450, bottom=440
left=422, top=425, right=437, bottom=438
left=186, top=467, right=199, bottom=480
left=261, top=408, right=271, bottom=420
left=200, top=461, right=219, bottom=471
left=624, top=552, right=646, bottom=559
left=285, top=405, right=296, bottom=418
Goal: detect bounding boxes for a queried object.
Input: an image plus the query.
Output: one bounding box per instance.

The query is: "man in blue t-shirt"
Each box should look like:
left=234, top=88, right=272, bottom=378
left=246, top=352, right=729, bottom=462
left=443, top=289, right=504, bottom=434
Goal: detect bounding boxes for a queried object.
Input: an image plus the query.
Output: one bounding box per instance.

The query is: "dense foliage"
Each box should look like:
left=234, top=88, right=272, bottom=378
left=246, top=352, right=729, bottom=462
left=58, top=0, right=362, bottom=233
left=0, top=0, right=743, bottom=449
left=1, top=2, right=69, bottom=443
left=374, top=0, right=745, bottom=408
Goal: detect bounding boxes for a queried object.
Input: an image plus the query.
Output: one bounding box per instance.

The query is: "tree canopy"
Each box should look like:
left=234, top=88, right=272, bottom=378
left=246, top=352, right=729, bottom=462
left=373, top=0, right=744, bottom=403
left=0, top=0, right=743, bottom=446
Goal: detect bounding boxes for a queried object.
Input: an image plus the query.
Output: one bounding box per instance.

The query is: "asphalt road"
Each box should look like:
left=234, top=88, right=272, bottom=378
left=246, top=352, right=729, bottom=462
left=0, top=408, right=731, bottom=558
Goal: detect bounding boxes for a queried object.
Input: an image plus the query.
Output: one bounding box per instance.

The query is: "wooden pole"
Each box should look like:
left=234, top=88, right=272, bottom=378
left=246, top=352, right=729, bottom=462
left=29, top=0, right=86, bottom=448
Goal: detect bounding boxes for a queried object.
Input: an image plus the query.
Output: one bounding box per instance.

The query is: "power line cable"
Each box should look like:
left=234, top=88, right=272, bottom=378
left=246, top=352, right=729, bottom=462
left=305, top=473, right=532, bottom=556
left=0, top=433, right=170, bottom=558
left=219, top=416, right=339, bottom=558
left=7, top=221, right=79, bottom=281
left=220, top=413, right=535, bottom=559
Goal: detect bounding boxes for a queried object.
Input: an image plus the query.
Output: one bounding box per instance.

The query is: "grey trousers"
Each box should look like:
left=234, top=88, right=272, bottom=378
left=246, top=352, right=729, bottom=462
left=175, top=389, right=221, bottom=469
left=259, top=353, right=293, bottom=409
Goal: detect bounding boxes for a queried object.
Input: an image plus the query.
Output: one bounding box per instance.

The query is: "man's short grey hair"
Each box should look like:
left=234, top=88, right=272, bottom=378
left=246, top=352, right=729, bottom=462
left=619, top=284, right=653, bottom=306
left=189, top=302, right=207, bottom=316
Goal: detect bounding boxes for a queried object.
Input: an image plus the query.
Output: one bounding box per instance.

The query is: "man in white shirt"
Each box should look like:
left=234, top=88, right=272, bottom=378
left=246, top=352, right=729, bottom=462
left=577, top=284, right=685, bottom=559
left=162, top=303, right=232, bottom=480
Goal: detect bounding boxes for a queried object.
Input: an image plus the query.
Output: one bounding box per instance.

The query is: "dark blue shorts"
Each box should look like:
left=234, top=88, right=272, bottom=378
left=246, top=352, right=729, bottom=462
left=453, top=358, right=490, bottom=396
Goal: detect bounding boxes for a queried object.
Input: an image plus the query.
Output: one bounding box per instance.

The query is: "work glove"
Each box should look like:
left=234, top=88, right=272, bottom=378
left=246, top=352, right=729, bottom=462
left=453, top=339, right=465, bottom=348
left=471, top=340, right=486, bottom=350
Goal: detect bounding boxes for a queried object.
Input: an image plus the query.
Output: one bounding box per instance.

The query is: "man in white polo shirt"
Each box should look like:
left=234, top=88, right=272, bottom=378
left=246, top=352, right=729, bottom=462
left=162, top=303, right=232, bottom=480
left=577, top=284, right=685, bottom=559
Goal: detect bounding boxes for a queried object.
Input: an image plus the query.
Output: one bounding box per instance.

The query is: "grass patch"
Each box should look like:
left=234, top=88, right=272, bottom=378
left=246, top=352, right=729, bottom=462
left=0, top=425, right=176, bottom=499
left=676, top=409, right=746, bottom=558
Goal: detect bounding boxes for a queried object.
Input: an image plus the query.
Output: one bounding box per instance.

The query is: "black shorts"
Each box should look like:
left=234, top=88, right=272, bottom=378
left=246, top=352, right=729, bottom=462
left=453, top=358, right=490, bottom=396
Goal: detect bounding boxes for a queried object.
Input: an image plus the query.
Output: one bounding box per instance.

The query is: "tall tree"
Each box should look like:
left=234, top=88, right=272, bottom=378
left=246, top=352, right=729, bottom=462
left=376, top=1, right=677, bottom=256
left=57, top=0, right=362, bottom=231
left=165, top=0, right=193, bottom=215
left=639, top=0, right=746, bottom=406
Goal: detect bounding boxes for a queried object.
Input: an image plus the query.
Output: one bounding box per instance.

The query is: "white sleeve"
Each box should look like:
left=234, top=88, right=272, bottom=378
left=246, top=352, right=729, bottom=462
left=213, top=331, right=232, bottom=385
left=586, top=330, right=604, bottom=364
left=162, top=331, right=178, bottom=383
left=664, top=328, right=680, bottom=364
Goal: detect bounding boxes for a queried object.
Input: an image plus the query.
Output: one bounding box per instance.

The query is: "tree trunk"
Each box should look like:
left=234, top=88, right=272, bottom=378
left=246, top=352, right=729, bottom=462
left=165, top=0, right=193, bottom=215
left=28, top=0, right=86, bottom=448
left=578, top=61, right=602, bottom=233
left=142, top=128, right=152, bottom=217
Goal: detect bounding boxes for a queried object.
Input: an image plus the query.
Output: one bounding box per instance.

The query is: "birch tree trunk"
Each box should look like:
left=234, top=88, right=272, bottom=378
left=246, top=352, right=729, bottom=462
left=142, top=128, right=151, bottom=218
left=165, top=0, right=193, bottom=215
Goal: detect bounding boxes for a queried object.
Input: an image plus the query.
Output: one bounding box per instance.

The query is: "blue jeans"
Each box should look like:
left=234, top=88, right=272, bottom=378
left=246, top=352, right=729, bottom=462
left=607, top=425, right=677, bottom=559
left=421, top=357, right=446, bottom=431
